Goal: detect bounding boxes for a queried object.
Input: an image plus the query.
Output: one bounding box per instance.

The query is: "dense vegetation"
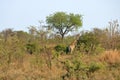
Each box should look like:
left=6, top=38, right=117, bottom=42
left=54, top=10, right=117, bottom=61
left=0, top=12, right=120, bottom=80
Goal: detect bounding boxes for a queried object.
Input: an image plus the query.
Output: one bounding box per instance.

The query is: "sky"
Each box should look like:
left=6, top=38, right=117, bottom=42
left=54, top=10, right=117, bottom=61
left=0, top=0, right=120, bottom=32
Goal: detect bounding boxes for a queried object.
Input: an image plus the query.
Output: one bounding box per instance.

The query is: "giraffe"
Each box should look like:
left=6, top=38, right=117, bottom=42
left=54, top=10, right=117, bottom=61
left=66, top=34, right=80, bottom=54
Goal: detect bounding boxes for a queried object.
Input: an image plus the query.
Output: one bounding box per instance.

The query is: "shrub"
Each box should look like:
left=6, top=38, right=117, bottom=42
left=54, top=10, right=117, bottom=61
left=54, top=44, right=66, bottom=52
left=88, top=62, right=103, bottom=73
left=77, top=32, right=102, bottom=54
left=62, top=58, right=89, bottom=80
left=26, top=43, right=36, bottom=54
left=94, top=44, right=105, bottom=54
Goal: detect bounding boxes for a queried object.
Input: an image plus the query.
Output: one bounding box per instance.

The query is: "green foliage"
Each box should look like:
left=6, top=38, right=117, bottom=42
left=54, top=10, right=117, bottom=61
left=62, top=57, right=88, bottom=79
left=77, top=31, right=104, bottom=54
left=46, top=12, right=82, bottom=39
left=54, top=44, right=66, bottom=53
left=52, top=50, right=60, bottom=59
left=78, top=32, right=99, bottom=46
left=88, top=62, right=103, bottom=73
left=26, top=43, right=36, bottom=54
left=62, top=54, right=106, bottom=80
left=94, top=44, right=105, bottom=54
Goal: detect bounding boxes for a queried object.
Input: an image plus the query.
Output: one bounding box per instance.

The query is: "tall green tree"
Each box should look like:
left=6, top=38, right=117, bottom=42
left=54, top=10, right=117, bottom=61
left=46, top=12, right=83, bottom=39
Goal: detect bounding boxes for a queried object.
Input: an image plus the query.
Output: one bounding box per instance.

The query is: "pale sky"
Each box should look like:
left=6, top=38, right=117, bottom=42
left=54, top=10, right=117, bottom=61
left=0, top=0, right=120, bottom=31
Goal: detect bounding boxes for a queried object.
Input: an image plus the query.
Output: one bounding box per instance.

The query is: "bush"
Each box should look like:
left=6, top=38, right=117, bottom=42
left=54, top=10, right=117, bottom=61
left=26, top=43, right=36, bottom=54
left=94, top=44, right=105, bottom=54
left=77, top=32, right=103, bottom=54
left=54, top=44, right=66, bottom=52
left=62, top=58, right=88, bottom=80
left=88, top=62, right=103, bottom=73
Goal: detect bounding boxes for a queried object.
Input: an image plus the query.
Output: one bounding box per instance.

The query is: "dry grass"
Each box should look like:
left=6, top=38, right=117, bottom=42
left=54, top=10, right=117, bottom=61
left=99, top=50, right=120, bottom=65
left=0, top=50, right=120, bottom=80
left=0, top=54, right=64, bottom=80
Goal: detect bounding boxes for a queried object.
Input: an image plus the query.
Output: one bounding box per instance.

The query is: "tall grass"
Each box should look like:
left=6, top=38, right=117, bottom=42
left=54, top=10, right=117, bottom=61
left=100, top=50, right=120, bottom=65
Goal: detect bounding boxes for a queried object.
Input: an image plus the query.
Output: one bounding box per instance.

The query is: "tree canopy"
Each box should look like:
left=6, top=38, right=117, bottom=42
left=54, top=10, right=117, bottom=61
left=46, top=12, right=83, bottom=39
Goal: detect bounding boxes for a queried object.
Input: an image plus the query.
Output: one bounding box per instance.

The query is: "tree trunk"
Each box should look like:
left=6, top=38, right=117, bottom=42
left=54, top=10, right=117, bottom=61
left=61, top=34, right=64, bottom=40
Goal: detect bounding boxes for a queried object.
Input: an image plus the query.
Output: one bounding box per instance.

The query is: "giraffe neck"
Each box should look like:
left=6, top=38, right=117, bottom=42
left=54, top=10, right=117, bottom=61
left=70, top=40, right=77, bottom=46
